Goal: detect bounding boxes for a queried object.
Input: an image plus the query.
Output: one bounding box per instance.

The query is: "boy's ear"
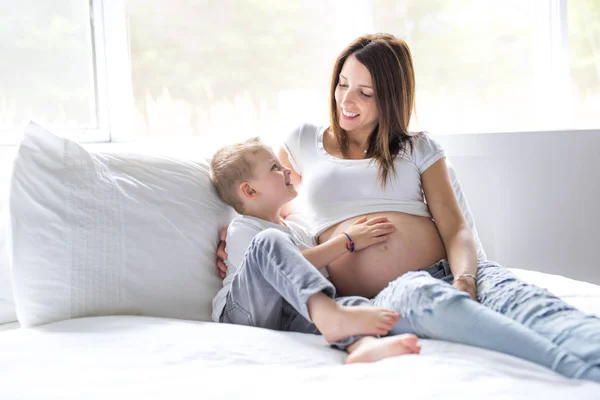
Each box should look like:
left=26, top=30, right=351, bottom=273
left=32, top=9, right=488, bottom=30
left=240, top=182, right=257, bottom=198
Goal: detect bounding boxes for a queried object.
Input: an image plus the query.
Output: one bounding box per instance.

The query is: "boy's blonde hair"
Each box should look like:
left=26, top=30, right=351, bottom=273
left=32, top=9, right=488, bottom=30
left=210, top=137, right=271, bottom=213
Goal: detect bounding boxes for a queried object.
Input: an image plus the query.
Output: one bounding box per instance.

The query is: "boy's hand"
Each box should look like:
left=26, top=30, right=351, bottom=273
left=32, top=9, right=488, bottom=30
left=345, top=216, right=395, bottom=251
left=216, top=226, right=229, bottom=279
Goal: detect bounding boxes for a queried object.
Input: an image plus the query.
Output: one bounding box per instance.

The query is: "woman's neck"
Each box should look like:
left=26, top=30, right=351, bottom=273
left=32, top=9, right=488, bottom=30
left=345, top=130, right=370, bottom=152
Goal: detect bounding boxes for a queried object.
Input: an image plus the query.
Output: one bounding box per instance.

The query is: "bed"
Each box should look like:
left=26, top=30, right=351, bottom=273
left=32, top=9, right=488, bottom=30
left=2, top=124, right=600, bottom=398
left=1, top=268, right=599, bottom=399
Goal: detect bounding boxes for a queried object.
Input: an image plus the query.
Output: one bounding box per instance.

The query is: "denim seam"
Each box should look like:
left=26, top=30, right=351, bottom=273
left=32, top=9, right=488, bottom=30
left=223, top=298, right=253, bottom=326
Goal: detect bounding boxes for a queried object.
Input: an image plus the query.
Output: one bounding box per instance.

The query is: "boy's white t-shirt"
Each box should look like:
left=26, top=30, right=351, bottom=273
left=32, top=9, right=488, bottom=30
left=211, top=215, right=323, bottom=322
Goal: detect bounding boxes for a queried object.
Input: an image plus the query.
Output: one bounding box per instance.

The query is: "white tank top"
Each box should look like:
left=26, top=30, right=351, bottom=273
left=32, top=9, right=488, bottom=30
left=283, top=123, right=445, bottom=236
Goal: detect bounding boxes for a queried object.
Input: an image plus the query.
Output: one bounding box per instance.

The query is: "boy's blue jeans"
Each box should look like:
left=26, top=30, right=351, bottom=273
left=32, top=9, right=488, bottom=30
left=220, top=228, right=600, bottom=382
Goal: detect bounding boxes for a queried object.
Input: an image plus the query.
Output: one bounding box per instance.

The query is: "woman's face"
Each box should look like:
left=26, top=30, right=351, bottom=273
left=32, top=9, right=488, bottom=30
left=334, top=55, right=379, bottom=136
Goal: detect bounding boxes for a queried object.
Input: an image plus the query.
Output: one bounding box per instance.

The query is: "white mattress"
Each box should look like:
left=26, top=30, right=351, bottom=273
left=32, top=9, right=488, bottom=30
left=0, top=321, right=18, bottom=332
left=1, top=269, right=600, bottom=399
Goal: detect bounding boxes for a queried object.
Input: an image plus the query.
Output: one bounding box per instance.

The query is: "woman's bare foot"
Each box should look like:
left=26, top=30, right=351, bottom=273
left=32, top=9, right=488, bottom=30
left=310, top=301, right=400, bottom=344
left=345, top=334, right=421, bottom=364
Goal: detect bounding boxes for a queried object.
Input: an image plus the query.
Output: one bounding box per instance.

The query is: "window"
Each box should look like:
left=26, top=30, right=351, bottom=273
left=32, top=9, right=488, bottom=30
left=0, top=0, right=109, bottom=143
left=126, top=0, right=341, bottom=149
left=568, top=0, right=600, bottom=130
left=375, top=0, right=539, bottom=134
left=125, top=0, right=599, bottom=147
left=2, top=1, right=598, bottom=145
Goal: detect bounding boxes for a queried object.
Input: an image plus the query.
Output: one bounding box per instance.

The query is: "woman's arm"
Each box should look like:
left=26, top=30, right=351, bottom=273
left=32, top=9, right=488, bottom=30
left=278, top=147, right=302, bottom=218
left=422, top=158, right=479, bottom=299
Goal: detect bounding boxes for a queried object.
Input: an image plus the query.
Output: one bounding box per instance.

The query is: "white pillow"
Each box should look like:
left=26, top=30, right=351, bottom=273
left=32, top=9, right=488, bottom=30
left=0, top=149, right=17, bottom=324
left=8, top=122, right=235, bottom=327
left=0, top=213, right=17, bottom=324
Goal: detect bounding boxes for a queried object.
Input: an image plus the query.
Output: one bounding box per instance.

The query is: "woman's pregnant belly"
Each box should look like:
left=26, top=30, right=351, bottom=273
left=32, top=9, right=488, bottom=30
left=318, top=212, right=447, bottom=298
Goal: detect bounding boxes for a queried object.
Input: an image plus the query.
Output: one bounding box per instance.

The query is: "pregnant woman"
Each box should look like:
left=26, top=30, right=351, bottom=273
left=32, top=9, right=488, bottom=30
left=217, top=33, right=600, bottom=381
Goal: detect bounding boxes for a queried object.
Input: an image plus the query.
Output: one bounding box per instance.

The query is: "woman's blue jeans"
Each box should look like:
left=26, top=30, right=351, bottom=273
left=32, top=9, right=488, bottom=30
left=221, top=229, right=600, bottom=382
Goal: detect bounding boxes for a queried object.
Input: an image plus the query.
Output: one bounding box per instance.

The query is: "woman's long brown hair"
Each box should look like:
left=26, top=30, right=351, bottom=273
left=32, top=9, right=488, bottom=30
left=329, top=33, right=416, bottom=189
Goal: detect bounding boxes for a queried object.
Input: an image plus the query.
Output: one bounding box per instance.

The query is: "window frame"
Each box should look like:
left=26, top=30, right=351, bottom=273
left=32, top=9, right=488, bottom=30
left=0, top=0, right=133, bottom=146
left=114, top=0, right=597, bottom=139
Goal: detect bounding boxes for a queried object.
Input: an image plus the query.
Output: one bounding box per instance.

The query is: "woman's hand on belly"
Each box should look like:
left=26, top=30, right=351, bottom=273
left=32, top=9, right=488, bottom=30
left=319, top=212, right=447, bottom=298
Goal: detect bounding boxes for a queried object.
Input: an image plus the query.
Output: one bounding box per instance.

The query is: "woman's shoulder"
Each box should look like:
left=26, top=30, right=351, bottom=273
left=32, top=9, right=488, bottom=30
left=409, top=130, right=439, bottom=142
left=406, top=131, right=446, bottom=173
left=408, top=131, right=444, bottom=152
left=287, top=122, right=325, bottom=142
left=282, top=122, right=326, bottom=173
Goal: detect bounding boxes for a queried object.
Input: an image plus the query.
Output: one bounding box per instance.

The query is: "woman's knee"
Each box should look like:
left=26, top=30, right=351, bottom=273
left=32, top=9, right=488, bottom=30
left=477, top=267, right=573, bottom=317
left=477, top=260, right=501, bottom=270
left=476, top=262, right=519, bottom=301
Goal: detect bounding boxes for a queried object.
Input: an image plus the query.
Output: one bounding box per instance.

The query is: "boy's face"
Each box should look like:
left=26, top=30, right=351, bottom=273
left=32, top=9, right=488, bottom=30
left=245, top=149, right=297, bottom=208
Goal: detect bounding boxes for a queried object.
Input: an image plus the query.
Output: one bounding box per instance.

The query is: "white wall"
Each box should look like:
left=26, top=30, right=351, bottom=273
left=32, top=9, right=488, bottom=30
left=438, top=129, right=600, bottom=284
left=1, top=129, right=599, bottom=284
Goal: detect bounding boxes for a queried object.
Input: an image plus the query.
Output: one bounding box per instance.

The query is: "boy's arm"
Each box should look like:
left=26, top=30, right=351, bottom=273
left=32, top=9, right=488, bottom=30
left=300, top=234, right=349, bottom=270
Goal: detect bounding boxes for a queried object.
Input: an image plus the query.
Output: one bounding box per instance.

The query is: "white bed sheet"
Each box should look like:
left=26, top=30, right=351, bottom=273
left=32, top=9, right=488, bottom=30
left=1, top=269, right=599, bottom=399
left=0, top=321, right=18, bottom=332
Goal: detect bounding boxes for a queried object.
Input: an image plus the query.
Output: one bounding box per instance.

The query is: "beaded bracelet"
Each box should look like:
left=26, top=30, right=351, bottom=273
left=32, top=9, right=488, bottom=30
left=453, top=273, right=477, bottom=284
left=342, top=232, right=355, bottom=252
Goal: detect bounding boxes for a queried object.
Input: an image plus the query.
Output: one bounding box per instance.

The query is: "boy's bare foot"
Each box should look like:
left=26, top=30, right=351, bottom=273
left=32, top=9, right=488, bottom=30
left=345, top=334, right=421, bottom=364
left=311, top=304, right=400, bottom=344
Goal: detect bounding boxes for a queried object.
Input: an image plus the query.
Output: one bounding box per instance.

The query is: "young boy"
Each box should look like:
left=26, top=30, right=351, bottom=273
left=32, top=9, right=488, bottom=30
left=210, top=137, right=421, bottom=363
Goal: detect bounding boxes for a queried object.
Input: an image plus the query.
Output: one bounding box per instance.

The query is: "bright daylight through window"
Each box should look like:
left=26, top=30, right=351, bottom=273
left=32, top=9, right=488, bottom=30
left=0, top=0, right=100, bottom=142
left=1, top=0, right=598, bottom=145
